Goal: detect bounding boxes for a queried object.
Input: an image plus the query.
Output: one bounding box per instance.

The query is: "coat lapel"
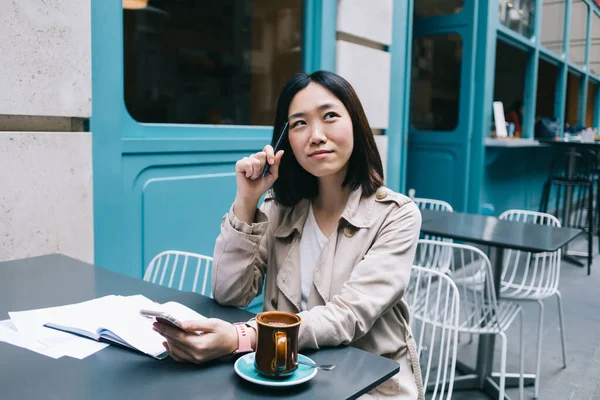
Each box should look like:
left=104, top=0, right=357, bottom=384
left=273, top=199, right=310, bottom=313
left=273, top=189, right=374, bottom=312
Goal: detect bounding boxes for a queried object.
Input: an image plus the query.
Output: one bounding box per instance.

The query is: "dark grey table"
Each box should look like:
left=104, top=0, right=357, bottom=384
left=0, top=254, right=399, bottom=400
left=420, top=210, right=582, bottom=400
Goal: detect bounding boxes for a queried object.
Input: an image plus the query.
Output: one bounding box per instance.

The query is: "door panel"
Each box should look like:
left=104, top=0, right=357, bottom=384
left=407, top=2, right=478, bottom=211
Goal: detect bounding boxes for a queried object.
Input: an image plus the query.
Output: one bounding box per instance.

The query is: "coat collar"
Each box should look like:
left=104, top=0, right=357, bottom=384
left=272, top=187, right=374, bottom=239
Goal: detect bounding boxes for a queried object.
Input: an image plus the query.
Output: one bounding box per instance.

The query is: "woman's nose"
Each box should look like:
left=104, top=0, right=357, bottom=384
left=309, top=125, right=327, bottom=144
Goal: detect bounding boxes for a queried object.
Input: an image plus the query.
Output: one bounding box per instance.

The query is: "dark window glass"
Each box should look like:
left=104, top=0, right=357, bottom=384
left=499, top=0, right=536, bottom=38
left=586, top=81, right=597, bottom=127
left=411, top=33, right=462, bottom=131
left=493, top=40, right=528, bottom=137
left=123, top=0, right=304, bottom=125
left=415, top=0, right=463, bottom=17
left=565, top=71, right=582, bottom=127
left=536, top=58, right=558, bottom=119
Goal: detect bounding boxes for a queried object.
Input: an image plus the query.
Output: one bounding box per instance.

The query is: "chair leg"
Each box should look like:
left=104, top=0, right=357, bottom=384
left=519, top=310, right=525, bottom=400
left=534, top=300, right=544, bottom=399
left=499, top=331, right=507, bottom=400
left=556, top=291, right=568, bottom=368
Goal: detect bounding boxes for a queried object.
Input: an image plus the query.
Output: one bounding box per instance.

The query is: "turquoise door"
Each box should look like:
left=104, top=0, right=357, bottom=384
left=91, top=0, right=335, bottom=311
left=406, top=2, right=484, bottom=212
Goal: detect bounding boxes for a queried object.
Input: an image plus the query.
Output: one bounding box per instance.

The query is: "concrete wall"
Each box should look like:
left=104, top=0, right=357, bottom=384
left=0, top=0, right=93, bottom=263
left=336, top=0, right=393, bottom=182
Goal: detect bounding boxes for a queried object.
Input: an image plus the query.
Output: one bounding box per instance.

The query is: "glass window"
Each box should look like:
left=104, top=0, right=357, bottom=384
left=590, top=12, right=600, bottom=75
left=541, top=1, right=566, bottom=55
left=536, top=58, right=558, bottom=119
left=410, top=33, right=462, bottom=131
left=493, top=40, right=528, bottom=137
left=415, top=0, right=463, bottom=17
left=565, top=71, right=582, bottom=127
left=498, top=0, right=536, bottom=38
left=586, top=81, right=597, bottom=127
left=569, top=0, right=588, bottom=67
left=123, top=0, right=304, bottom=125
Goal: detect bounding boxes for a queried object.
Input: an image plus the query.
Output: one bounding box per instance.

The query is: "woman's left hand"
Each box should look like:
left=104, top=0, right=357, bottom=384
left=153, top=318, right=238, bottom=364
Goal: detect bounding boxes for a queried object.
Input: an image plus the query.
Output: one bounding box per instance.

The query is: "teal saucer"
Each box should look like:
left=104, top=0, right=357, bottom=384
left=234, top=352, right=318, bottom=387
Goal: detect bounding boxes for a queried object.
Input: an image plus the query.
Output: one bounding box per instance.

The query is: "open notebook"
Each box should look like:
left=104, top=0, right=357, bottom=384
left=42, top=295, right=205, bottom=360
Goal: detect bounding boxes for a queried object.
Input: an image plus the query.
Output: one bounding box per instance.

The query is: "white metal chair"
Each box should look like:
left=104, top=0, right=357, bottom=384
left=499, top=209, right=567, bottom=399
left=144, top=250, right=213, bottom=298
left=413, top=198, right=454, bottom=214
left=415, top=239, right=525, bottom=400
left=414, top=198, right=454, bottom=274
left=405, top=266, right=460, bottom=400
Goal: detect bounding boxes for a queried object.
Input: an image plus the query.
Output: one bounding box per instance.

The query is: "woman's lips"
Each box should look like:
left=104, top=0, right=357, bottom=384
left=309, top=150, right=333, bottom=159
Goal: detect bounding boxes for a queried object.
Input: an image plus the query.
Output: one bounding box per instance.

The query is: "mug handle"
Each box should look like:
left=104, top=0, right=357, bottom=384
left=274, top=331, right=287, bottom=372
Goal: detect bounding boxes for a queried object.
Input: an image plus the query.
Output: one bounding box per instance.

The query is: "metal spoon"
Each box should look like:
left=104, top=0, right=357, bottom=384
left=296, top=360, right=335, bottom=371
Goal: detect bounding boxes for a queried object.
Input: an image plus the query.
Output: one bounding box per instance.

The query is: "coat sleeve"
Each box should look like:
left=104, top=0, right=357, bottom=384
left=297, top=202, right=422, bottom=350
left=211, top=200, right=275, bottom=308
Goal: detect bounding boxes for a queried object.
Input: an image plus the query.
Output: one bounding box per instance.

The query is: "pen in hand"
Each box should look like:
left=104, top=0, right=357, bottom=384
left=261, top=121, right=289, bottom=178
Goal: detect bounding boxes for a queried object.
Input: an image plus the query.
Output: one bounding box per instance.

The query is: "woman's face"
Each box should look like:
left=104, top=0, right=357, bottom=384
left=287, top=82, right=354, bottom=179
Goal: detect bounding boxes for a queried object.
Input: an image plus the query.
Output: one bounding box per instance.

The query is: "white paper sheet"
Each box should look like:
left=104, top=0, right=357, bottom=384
left=0, top=319, right=107, bottom=359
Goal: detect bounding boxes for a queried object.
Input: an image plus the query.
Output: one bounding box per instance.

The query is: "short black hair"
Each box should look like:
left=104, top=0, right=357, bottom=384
left=270, top=71, right=384, bottom=207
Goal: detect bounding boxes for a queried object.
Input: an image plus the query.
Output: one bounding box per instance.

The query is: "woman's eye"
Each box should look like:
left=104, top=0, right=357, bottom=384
left=324, top=112, right=338, bottom=120
left=291, top=120, right=306, bottom=128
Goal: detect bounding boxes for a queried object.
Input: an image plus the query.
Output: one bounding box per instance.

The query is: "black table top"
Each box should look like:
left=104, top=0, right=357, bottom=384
left=0, top=255, right=398, bottom=400
left=420, top=210, right=582, bottom=252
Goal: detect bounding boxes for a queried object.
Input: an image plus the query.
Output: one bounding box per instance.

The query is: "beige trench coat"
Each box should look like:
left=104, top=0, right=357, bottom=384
left=212, top=187, right=424, bottom=399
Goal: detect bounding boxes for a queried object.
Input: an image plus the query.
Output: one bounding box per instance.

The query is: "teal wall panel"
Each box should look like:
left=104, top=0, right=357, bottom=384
left=482, top=147, right=557, bottom=215
left=141, top=171, right=237, bottom=272
left=407, top=146, right=460, bottom=206
left=387, top=0, right=413, bottom=193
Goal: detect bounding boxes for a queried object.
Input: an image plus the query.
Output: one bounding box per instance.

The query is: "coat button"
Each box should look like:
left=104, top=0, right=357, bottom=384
left=344, top=226, right=356, bottom=237
left=271, top=296, right=278, bottom=309
left=376, top=190, right=388, bottom=200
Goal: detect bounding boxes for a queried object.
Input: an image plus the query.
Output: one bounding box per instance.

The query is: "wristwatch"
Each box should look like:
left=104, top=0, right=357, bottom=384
left=232, top=322, right=255, bottom=354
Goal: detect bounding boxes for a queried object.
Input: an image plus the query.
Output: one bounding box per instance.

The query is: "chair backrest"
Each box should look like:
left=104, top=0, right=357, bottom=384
left=549, top=151, right=597, bottom=179
left=498, top=209, right=562, bottom=297
left=413, top=198, right=454, bottom=212
left=413, top=198, right=454, bottom=272
left=144, top=250, right=213, bottom=298
left=414, top=240, right=499, bottom=332
left=405, top=266, right=459, bottom=400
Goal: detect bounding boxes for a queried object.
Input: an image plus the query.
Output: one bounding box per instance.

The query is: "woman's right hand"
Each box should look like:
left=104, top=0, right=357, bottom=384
left=233, top=144, right=284, bottom=223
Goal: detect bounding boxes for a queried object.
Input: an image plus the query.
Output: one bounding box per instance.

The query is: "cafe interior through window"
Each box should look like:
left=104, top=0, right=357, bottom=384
left=493, top=40, right=527, bottom=137
left=123, top=0, right=304, bottom=125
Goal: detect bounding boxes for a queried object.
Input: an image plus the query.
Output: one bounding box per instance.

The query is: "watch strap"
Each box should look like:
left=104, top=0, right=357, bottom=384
left=233, top=322, right=253, bottom=354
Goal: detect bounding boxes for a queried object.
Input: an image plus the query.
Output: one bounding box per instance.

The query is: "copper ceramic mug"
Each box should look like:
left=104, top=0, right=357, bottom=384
left=254, top=311, right=301, bottom=378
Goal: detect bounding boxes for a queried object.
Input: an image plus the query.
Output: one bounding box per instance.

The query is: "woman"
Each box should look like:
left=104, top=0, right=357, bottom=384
left=153, top=71, right=423, bottom=399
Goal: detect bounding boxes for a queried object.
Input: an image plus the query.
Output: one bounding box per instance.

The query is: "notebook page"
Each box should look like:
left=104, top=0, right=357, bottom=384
left=96, top=295, right=167, bottom=357
left=44, top=295, right=124, bottom=340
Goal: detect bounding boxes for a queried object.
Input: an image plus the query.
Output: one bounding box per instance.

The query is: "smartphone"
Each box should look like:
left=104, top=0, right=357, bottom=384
left=139, top=309, right=201, bottom=335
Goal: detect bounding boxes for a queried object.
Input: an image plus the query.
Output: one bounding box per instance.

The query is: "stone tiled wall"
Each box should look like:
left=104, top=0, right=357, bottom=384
left=336, top=0, right=394, bottom=182
left=0, top=1, right=93, bottom=263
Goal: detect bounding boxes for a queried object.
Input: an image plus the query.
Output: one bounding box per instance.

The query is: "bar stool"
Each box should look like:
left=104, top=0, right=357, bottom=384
left=539, top=151, right=594, bottom=274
